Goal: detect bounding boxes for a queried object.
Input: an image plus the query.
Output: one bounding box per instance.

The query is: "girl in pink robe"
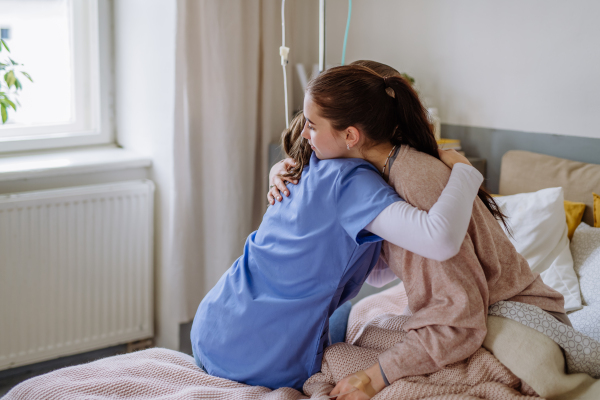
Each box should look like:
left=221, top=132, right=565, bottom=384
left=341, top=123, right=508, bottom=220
left=269, top=61, right=565, bottom=399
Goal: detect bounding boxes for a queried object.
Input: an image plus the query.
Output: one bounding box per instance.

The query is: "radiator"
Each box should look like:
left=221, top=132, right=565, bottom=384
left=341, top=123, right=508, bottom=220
left=0, top=180, right=154, bottom=370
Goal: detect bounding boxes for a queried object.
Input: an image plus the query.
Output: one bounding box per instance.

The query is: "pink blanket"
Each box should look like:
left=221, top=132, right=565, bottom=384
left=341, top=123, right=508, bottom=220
left=4, top=283, right=538, bottom=400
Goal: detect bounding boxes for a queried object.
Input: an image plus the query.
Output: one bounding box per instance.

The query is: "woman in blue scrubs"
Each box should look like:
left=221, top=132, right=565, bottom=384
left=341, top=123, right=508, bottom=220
left=190, top=69, right=484, bottom=391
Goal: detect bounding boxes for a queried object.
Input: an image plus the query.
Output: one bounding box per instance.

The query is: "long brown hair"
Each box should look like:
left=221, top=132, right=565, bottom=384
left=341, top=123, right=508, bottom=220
left=282, top=62, right=509, bottom=231
left=281, top=112, right=311, bottom=181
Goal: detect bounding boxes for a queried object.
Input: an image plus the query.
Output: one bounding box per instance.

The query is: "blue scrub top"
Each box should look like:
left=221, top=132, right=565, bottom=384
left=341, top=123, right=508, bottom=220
left=191, top=153, right=402, bottom=390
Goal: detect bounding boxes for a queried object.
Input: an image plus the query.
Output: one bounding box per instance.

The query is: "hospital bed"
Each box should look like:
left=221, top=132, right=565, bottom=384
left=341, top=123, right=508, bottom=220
left=5, top=149, right=600, bottom=400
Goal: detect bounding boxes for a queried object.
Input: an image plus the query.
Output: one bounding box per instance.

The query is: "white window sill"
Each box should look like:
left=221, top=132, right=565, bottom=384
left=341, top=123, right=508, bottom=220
left=0, top=146, right=152, bottom=182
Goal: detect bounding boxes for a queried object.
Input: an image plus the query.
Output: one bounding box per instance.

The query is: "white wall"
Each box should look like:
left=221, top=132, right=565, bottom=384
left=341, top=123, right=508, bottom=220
left=108, top=0, right=599, bottom=351
left=113, top=0, right=178, bottom=349
left=295, top=0, right=600, bottom=139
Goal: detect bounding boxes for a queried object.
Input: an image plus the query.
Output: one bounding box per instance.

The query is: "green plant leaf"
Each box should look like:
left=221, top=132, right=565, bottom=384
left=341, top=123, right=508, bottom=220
left=4, top=98, right=16, bottom=111
left=400, top=73, right=415, bottom=86
left=1, top=104, right=7, bottom=123
left=0, top=97, right=16, bottom=111
left=4, top=70, right=16, bottom=88
left=15, top=78, right=21, bottom=90
left=8, top=58, right=17, bottom=66
left=1, top=39, right=10, bottom=53
left=21, top=71, right=33, bottom=82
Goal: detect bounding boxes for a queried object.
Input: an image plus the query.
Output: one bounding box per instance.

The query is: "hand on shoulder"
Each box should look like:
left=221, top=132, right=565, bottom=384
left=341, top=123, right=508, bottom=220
left=437, top=149, right=472, bottom=169
left=268, top=158, right=299, bottom=205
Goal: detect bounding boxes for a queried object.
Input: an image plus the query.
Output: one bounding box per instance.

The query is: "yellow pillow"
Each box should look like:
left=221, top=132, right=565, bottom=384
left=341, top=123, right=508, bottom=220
left=564, top=200, right=586, bottom=240
left=594, top=193, right=600, bottom=228
left=493, top=195, right=585, bottom=240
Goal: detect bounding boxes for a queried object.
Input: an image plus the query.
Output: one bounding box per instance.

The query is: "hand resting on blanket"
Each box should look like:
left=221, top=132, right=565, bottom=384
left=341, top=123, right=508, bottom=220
left=328, top=365, right=385, bottom=399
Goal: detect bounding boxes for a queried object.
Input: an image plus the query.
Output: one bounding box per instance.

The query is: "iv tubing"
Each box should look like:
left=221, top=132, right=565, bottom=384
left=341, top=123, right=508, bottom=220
left=341, top=0, right=352, bottom=65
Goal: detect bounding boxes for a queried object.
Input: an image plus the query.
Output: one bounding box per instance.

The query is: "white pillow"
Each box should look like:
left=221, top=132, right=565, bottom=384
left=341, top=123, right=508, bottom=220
left=567, top=222, right=600, bottom=340
left=494, top=187, right=582, bottom=312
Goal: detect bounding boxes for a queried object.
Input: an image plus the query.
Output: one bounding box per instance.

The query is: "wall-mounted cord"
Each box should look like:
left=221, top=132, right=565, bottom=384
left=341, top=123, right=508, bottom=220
left=341, top=0, right=352, bottom=65
left=280, top=0, right=290, bottom=129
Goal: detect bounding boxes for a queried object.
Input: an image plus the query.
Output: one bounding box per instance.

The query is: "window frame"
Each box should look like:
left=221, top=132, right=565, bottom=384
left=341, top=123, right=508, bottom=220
left=0, top=0, right=114, bottom=154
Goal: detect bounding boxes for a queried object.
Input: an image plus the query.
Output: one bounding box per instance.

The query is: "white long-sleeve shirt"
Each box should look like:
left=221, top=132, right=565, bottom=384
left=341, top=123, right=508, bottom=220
left=365, top=163, right=483, bottom=287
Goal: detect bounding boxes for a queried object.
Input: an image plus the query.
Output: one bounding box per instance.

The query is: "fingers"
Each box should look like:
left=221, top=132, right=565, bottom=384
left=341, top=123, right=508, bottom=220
left=267, top=165, right=300, bottom=205
left=437, top=149, right=452, bottom=169
left=281, top=176, right=299, bottom=185
left=267, top=189, right=275, bottom=205
left=329, top=383, right=341, bottom=397
left=267, top=178, right=287, bottom=205
left=438, top=149, right=472, bottom=168
left=269, top=159, right=293, bottom=186
left=329, top=383, right=363, bottom=400
left=281, top=158, right=299, bottom=185
left=447, top=149, right=472, bottom=167
left=282, top=158, right=297, bottom=171
left=438, top=148, right=458, bottom=158
left=440, top=150, right=455, bottom=169
left=268, top=186, right=281, bottom=205
left=273, top=176, right=289, bottom=198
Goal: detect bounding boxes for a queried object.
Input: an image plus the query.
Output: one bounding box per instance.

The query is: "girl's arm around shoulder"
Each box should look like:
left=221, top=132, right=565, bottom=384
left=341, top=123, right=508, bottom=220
left=366, top=163, right=483, bottom=261
left=267, top=158, right=299, bottom=205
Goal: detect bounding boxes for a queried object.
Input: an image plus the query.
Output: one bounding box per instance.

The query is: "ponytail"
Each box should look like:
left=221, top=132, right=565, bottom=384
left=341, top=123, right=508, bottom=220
left=383, top=74, right=511, bottom=232
left=382, top=75, right=438, bottom=159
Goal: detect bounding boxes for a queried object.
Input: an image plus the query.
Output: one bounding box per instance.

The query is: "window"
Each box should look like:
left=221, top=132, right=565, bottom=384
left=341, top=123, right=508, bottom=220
left=0, top=0, right=113, bottom=153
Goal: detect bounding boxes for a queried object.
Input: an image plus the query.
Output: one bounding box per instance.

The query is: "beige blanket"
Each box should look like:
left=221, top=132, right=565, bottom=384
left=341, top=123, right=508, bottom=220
left=5, top=283, right=597, bottom=400
left=484, top=316, right=600, bottom=400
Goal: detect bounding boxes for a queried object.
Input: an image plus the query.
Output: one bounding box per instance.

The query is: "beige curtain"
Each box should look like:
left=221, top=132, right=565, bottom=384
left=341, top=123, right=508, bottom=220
left=171, top=0, right=289, bottom=323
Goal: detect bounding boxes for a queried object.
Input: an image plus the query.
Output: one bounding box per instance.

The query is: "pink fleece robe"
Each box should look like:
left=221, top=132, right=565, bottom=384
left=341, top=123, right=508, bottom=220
left=378, top=145, right=565, bottom=383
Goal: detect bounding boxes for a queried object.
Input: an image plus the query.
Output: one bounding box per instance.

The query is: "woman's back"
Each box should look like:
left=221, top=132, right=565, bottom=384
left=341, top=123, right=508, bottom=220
left=191, top=153, right=401, bottom=390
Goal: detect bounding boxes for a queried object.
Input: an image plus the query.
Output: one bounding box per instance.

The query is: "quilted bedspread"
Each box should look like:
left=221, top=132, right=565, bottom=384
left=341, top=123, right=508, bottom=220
left=5, top=283, right=600, bottom=400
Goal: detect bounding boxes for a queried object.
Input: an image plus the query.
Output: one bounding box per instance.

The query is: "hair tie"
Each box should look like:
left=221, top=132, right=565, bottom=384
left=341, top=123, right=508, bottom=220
left=383, top=76, right=395, bottom=98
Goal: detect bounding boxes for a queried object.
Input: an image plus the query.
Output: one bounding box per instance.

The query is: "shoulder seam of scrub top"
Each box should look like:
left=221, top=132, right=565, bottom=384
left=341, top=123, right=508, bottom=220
left=332, top=161, right=381, bottom=226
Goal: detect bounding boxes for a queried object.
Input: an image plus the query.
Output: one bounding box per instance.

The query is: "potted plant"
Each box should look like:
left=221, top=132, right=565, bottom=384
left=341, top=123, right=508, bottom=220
left=0, top=38, right=32, bottom=124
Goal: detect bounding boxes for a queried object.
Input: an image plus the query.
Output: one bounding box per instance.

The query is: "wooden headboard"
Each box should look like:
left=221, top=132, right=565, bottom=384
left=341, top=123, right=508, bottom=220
left=499, top=150, right=600, bottom=226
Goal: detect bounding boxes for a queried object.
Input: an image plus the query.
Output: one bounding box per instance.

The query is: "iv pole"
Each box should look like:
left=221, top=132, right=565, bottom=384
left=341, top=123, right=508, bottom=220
left=319, top=0, right=326, bottom=73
